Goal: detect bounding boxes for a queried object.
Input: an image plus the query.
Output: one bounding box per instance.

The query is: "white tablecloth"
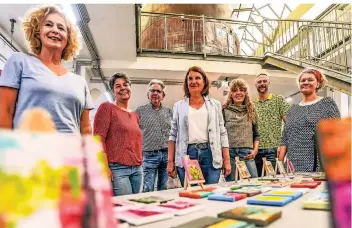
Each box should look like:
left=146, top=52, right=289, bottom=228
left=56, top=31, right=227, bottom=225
left=113, top=180, right=332, bottom=228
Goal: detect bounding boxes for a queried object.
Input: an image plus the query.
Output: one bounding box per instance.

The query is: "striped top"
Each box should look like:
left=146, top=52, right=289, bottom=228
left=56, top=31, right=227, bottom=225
left=93, top=102, right=142, bottom=166
left=135, top=103, right=172, bottom=151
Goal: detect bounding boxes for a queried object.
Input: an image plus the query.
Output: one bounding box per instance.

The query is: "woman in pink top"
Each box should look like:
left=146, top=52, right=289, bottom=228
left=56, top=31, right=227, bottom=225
left=94, top=73, right=142, bottom=196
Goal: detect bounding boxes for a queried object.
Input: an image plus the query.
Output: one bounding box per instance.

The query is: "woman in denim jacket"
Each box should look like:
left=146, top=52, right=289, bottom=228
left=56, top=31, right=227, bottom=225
left=167, top=66, right=231, bottom=186
left=223, top=79, right=260, bottom=179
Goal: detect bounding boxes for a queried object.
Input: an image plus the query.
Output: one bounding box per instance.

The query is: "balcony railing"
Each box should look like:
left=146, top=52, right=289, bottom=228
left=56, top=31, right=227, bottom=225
left=137, top=11, right=352, bottom=76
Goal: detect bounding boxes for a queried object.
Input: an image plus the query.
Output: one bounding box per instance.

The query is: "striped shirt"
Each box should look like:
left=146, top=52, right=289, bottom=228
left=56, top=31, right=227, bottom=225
left=93, top=102, right=142, bottom=166
left=135, top=103, right=172, bottom=151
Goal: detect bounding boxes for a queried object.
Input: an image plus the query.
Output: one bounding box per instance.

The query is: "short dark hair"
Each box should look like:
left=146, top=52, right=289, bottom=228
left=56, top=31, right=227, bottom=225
left=109, top=72, right=131, bottom=90
left=183, top=66, right=210, bottom=97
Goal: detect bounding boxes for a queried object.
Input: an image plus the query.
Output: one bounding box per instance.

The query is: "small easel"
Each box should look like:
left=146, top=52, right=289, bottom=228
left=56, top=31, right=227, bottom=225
left=275, top=158, right=287, bottom=177
left=286, top=159, right=295, bottom=176
left=261, top=157, right=276, bottom=178
left=183, top=155, right=205, bottom=190
left=234, top=157, right=251, bottom=183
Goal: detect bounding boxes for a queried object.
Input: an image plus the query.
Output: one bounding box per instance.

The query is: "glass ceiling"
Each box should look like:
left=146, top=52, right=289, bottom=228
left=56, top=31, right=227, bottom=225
left=229, top=3, right=332, bottom=55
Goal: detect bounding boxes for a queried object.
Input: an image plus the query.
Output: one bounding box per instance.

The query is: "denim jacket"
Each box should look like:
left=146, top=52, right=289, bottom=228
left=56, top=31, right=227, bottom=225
left=169, top=96, right=229, bottom=169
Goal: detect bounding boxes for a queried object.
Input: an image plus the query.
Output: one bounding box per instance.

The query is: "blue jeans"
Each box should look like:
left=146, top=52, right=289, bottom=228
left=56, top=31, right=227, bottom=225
left=108, top=163, right=143, bottom=196
left=226, top=148, right=258, bottom=181
left=177, top=143, right=221, bottom=187
left=142, top=149, right=168, bottom=192
left=255, top=148, right=277, bottom=177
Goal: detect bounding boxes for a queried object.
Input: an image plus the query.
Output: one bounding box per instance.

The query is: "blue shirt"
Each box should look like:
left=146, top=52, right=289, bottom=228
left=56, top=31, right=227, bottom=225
left=169, top=96, right=229, bottom=169
left=0, top=52, right=94, bottom=133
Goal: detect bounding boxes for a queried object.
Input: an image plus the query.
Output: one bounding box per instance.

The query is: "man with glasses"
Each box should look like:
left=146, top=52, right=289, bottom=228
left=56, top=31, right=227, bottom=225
left=136, top=79, right=173, bottom=192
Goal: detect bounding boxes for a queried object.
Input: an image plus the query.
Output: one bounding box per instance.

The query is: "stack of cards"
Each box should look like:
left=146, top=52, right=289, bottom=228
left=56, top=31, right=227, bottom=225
left=218, top=206, right=282, bottom=226
left=117, top=206, right=174, bottom=225
left=247, top=195, right=292, bottom=206
left=208, top=192, right=247, bottom=202
left=302, top=192, right=330, bottom=210
left=172, top=216, right=255, bottom=228
left=158, top=201, right=204, bottom=215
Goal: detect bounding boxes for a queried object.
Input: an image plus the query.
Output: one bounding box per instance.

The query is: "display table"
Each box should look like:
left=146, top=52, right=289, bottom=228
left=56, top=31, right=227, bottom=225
left=113, top=179, right=332, bottom=228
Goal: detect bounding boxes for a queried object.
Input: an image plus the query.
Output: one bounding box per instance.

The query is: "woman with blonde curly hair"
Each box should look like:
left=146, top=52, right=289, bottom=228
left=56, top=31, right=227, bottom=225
left=0, top=5, right=93, bottom=134
left=278, top=68, right=340, bottom=172
left=223, top=78, right=260, bottom=179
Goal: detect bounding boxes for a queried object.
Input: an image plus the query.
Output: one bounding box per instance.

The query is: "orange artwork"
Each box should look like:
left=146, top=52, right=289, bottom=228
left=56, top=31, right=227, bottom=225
left=317, top=118, right=351, bottom=181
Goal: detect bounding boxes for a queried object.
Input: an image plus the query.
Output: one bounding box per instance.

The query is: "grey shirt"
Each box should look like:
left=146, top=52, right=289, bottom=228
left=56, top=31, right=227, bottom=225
left=135, top=103, right=172, bottom=151
left=0, top=52, right=94, bottom=133
left=169, top=96, right=229, bottom=169
left=223, top=105, right=260, bottom=149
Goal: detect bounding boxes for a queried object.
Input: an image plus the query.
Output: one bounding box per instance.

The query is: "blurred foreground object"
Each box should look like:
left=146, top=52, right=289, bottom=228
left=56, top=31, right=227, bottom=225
left=18, top=108, right=56, bottom=132
left=0, top=109, right=115, bottom=227
left=317, top=118, right=351, bottom=228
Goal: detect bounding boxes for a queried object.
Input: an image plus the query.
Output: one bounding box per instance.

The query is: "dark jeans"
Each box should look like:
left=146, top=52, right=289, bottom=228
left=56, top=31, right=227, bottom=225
left=255, top=148, right=277, bottom=177
left=142, top=149, right=168, bottom=192
left=109, top=163, right=142, bottom=196
left=226, top=148, right=258, bottom=181
left=177, top=143, right=221, bottom=187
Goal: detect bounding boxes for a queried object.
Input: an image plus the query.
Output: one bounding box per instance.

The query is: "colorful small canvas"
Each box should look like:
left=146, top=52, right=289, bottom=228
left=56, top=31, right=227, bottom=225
left=236, top=160, right=251, bottom=179
left=262, top=180, right=291, bottom=188
left=179, top=191, right=213, bottom=199
left=263, top=190, right=303, bottom=200
left=116, top=206, right=174, bottom=225
left=158, top=201, right=204, bottom=215
left=264, top=161, right=276, bottom=176
left=302, top=193, right=330, bottom=210
left=230, top=185, right=242, bottom=190
left=129, top=196, right=173, bottom=204
left=313, top=177, right=327, bottom=181
left=291, top=181, right=319, bottom=189
left=260, top=177, right=280, bottom=181
left=208, top=192, right=247, bottom=202
left=247, top=195, right=292, bottom=206
left=172, top=217, right=225, bottom=228
left=182, top=157, right=205, bottom=183
left=207, top=219, right=256, bottom=228
left=287, top=159, right=295, bottom=174
left=301, top=180, right=321, bottom=185
left=212, top=187, right=231, bottom=193
left=218, top=206, right=282, bottom=226
left=229, top=188, right=261, bottom=197
left=112, top=200, right=141, bottom=212
left=277, top=160, right=286, bottom=175
left=279, top=188, right=310, bottom=194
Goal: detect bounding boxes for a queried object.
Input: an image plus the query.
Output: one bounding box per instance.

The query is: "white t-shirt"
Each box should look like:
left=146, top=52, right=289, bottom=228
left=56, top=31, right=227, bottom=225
left=188, top=103, right=209, bottom=143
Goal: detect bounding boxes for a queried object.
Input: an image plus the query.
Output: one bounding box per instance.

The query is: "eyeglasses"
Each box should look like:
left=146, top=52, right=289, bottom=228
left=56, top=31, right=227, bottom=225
left=149, top=89, right=162, bottom=94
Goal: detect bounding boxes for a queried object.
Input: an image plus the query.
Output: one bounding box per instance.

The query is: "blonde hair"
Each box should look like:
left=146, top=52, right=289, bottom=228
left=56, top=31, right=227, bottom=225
left=296, top=68, right=327, bottom=92
left=22, top=5, right=81, bottom=60
left=223, top=78, right=257, bottom=124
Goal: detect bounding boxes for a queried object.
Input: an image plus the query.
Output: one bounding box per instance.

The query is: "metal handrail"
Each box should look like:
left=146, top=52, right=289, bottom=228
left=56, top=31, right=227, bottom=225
left=138, top=10, right=352, bottom=76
